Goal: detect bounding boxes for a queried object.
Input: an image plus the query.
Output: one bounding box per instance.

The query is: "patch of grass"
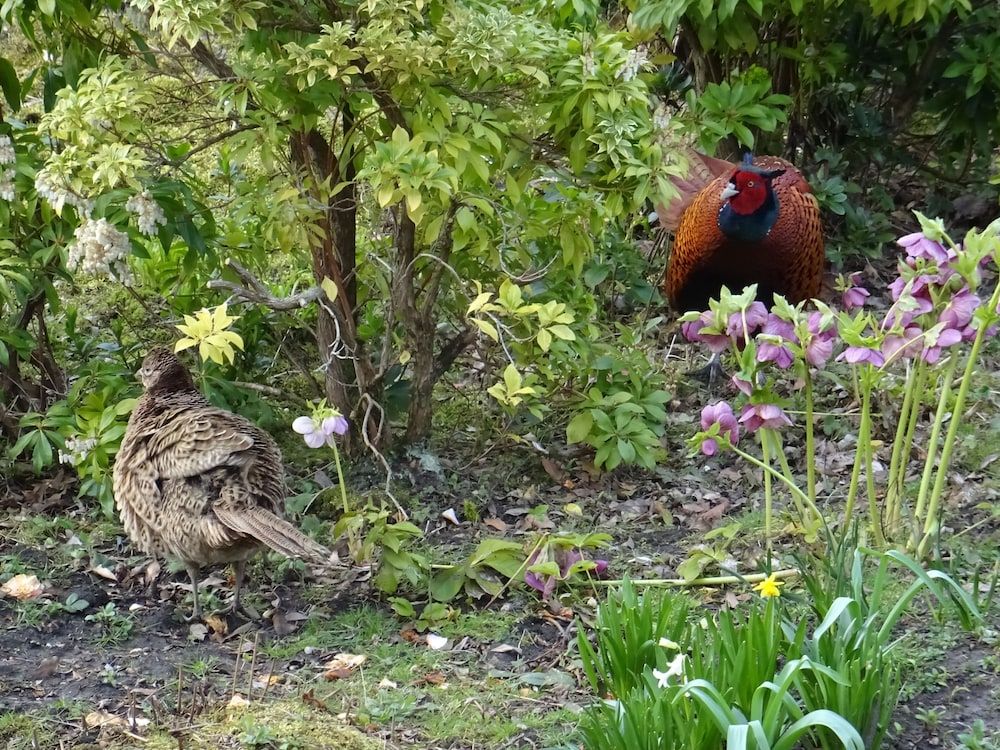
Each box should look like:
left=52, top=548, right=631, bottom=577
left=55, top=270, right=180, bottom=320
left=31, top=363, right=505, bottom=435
left=112, top=697, right=379, bottom=750
left=262, top=604, right=395, bottom=660
left=0, top=712, right=59, bottom=749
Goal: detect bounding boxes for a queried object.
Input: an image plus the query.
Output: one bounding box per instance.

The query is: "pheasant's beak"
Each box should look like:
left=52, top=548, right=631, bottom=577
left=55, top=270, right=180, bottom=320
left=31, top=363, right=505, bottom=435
left=720, top=182, right=739, bottom=201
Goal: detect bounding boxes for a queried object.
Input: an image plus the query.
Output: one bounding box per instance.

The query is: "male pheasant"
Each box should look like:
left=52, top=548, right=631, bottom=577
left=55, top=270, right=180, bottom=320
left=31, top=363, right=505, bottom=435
left=658, top=151, right=825, bottom=313
left=113, top=348, right=334, bottom=620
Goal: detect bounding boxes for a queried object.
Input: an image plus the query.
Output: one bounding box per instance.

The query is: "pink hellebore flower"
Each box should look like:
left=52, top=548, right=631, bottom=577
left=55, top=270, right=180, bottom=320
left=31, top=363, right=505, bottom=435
left=921, top=326, right=962, bottom=364
left=898, top=232, right=953, bottom=265
left=805, top=336, right=835, bottom=367
left=699, top=402, right=739, bottom=455
left=726, top=302, right=768, bottom=342
left=757, top=340, right=794, bottom=369
left=882, top=326, right=923, bottom=362
left=682, top=310, right=729, bottom=353
left=738, top=403, right=792, bottom=433
left=293, top=414, right=349, bottom=448
left=940, top=288, right=980, bottom=330
left=842, top=284, right=870, bottom=311
left=837, top=346, right=885, bottom=367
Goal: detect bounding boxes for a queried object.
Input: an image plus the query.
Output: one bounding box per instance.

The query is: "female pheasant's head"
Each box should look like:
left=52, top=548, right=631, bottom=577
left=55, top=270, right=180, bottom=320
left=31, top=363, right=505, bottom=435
left=717, top=153, right=785, bottom=241
left=721, top=153, right=785, bottom=215
left=137, top=347, right=197, bottom=392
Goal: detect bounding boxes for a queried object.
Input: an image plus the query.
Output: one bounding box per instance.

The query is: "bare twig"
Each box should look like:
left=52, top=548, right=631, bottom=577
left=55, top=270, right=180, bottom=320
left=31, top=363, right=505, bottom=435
left=207, top=259, right=324, bottom=311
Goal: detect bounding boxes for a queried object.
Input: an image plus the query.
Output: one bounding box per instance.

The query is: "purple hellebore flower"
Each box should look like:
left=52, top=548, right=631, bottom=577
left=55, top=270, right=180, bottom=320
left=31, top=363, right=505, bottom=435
left=842, top=285, right=870, bottom=311
left=682, top=310, right=729, bottom=353
left=732, top=375, right=753, bottom=396
left=292, top=413, right=349, bottom=448
left=757, top=340, right=795, bottom=369
left=882, top=325, right=923, bottom=362
left=726, top=302, right=768, bottom=342
left=700, top=402, right=739, bottom=455
left=921, top=326, right=962, bottom=364
left=898, top=232, right=953, bottom=265
left=738, top=403, right=793, bottom=433
left=762, top=314, right=797, bottom=341
left=837, top=346, right=885, bottom=367
left=940, top=288, right=980, bottom=330
left=805, top=335, right=835, bottom=367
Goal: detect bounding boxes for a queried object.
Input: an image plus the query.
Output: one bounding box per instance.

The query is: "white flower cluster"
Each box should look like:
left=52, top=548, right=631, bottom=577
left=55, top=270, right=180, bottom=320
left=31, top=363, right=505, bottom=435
left=125, top=190, right=166, bottom=236
left=34, top=170, right=93, bottom=216
left=0, top=170, right=13, bottom=202
left=58, top=435, right=98, bottom=466
left=0, top=136, right=14, bottom=201
left=617, top=46, right=648, bottom=82
left=67, top=218, right=134, bottom=285
left=0, top=135, right=14, bottom=164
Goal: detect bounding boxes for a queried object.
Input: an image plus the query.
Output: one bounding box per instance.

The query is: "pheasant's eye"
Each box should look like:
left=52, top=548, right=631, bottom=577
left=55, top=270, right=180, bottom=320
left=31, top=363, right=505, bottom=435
left=747, top=180, right=755, bottom=188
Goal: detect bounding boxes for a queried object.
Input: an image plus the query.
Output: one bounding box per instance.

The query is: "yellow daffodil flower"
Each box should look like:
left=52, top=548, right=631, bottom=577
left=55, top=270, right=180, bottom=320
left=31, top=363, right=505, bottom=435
left=753, top=573, right=784, bottom=599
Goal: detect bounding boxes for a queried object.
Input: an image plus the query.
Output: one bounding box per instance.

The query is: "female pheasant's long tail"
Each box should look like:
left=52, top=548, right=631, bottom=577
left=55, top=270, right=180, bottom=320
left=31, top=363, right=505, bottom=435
left=214, top=504, right=334, bottom=566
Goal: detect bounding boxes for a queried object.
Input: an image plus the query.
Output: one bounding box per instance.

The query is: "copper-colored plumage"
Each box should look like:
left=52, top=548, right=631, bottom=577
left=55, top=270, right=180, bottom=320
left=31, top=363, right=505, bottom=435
left=112, top=348, right=332, bottom=620
left=658, top=151, right=824, bottom=313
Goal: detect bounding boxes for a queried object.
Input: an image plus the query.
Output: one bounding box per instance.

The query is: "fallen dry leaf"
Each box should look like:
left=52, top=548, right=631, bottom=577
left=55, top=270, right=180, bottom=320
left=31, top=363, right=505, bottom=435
left=414, top=671, right=447, bottom=686
left=425, top=633, right=449, bottom=650
left=323, top=652, right=366, bottom=679
left=227, top=694, right=251, bottom=710
left=204, top=614, right=228, bottom=636
left=88, top=565, right=118, bottom=582
left=84, top=710, right=127, bottom=729
left=1, top=573, right=44, bottom=601
left=482, top=517, right=508, bottom=532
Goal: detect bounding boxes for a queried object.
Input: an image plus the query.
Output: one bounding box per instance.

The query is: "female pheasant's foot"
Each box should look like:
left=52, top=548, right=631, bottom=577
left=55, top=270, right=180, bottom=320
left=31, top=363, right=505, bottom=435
left=182, top=565, right=203, bottom=623
left=685, top=353, right=726, bottom=385
left=222, top=560, right=247, bottom=616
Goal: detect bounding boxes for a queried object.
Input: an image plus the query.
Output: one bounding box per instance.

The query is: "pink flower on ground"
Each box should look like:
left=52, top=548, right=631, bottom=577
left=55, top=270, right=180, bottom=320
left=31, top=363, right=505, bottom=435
left=293, top=413, right=349, bottom=448
left=921, top=326, right=962, bottom=364
left=840, top=273, right=870, bottom=311
left=726, top=302, right=768, bottom=342
left=699, top=401, right=739, bottom=455
left=682, top=310, right=729, bottom=353
left=738, top=403, right=793, bottom=433
left=803, top=312, right=837, bottom=367
left=898, top=232, right=953, bottom=265
left=837, top=346, right=885, bottom=367
left=882, top=326, right=923, bottom=362
left=940, top=288, right=980, bottom=330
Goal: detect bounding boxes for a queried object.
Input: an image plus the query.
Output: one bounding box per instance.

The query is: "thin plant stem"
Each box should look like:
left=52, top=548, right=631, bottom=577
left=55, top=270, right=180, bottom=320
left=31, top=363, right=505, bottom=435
left=918, top=282, right=1000, bottom=557
left=770, top=430, right=822, bottom=524
left=730, top=444, right=815, bottom=519
left=331, top=440, right=350, bottom=515
left=803, top=368, right=817, bottom=504
left=860, top=369, right=885, bottom=547
left=912, top=356, right=958, bottom=531
left=760, top=430, right=773, bottom=555
left=842, top=369, right=871, bottom=535
left=886, top=362, right=928, bottom=533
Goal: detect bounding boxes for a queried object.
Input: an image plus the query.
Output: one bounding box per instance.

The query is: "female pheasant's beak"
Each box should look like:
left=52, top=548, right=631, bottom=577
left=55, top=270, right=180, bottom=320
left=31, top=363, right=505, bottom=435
left=720, top=182, right=739, bottom=201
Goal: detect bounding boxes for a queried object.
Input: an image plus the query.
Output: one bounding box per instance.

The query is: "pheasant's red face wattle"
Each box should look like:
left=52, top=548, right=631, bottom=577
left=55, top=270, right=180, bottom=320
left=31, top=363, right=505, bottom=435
left=725, top=170, right=769, bottom=215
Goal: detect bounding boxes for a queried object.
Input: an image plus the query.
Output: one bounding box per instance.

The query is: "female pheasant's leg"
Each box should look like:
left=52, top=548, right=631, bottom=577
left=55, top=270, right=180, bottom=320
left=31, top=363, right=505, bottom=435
left=226, top=559, right=247, bottom=614
left=685, top=353, right=726, bottom=385
left=185, top=565, right=202, bottom=622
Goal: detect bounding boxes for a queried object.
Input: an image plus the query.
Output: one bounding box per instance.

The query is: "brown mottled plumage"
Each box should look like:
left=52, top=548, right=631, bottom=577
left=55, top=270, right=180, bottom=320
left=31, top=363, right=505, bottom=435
left=658, top=151, right=824, bottom=313
left=112, top=348, right=332, bottom=620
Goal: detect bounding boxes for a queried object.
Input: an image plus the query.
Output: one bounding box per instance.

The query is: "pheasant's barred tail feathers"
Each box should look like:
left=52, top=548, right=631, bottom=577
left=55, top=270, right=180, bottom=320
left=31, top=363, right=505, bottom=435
left=662, top=151, right=824, bottom=312
left=213, top=503, right=334, bottom=567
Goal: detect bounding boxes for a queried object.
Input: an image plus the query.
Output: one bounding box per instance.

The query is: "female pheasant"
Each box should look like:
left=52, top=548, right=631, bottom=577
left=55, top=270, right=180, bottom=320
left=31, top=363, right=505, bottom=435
left=658, top=151, right=825, bottom=313
left=113, top=348, right=333, bottom=620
